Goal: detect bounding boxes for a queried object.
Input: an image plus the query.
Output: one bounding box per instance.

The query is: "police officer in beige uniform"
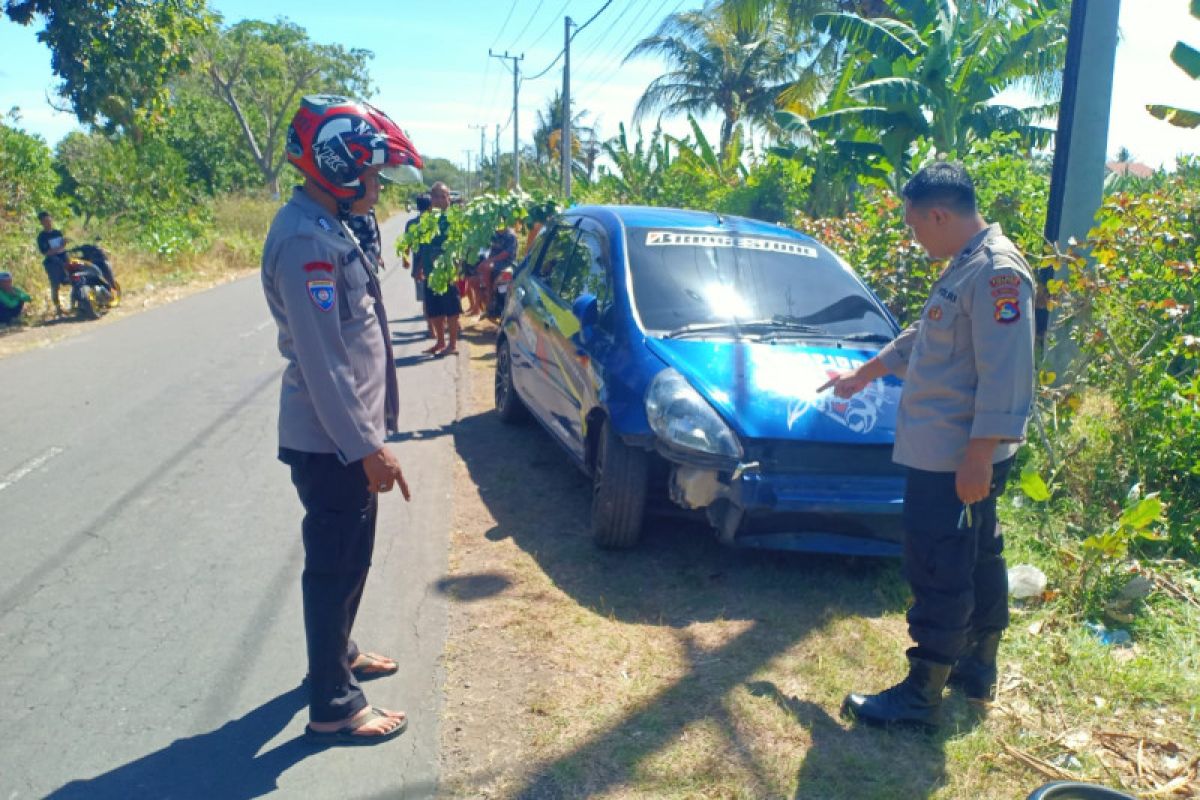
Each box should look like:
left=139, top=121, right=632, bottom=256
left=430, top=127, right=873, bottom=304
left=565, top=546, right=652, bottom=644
left=262, top=96, right=423, bottom=745
left=821, top=162, right=1035, bottom=728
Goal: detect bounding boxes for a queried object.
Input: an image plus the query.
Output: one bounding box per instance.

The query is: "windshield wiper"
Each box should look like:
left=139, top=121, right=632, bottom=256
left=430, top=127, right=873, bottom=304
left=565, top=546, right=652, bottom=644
left=664, top=316, right=832, bottom=340
left=663, top=321, right=763, bottom=340
left=838, top=332, right=894, bottom=343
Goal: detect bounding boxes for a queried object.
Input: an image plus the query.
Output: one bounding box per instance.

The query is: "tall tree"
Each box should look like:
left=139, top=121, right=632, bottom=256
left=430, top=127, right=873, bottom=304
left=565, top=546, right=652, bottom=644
left=532, top=89, right=592, bottom=177
left=804, top=0, right=1068, bottom=189
left=196, top=18, right=373, bottom=195
left=625, top=3, right=799, bottom=154
left=1146, top=0, right=1200, bottom=128
left=3, top=0, right=213, bottom=138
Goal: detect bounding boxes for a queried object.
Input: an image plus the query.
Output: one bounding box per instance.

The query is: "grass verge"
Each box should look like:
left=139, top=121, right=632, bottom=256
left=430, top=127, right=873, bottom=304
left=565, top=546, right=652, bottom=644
left=0, top=194, right=279, bottom=358
left=438, top=327, right=1199, bottom=799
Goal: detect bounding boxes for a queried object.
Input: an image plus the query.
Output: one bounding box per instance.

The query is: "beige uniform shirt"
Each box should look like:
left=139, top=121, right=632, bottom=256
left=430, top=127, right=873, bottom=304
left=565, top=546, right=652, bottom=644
left=877, top=224, right=1035, bottom=472
left=262, top=188, right=398, bottom=464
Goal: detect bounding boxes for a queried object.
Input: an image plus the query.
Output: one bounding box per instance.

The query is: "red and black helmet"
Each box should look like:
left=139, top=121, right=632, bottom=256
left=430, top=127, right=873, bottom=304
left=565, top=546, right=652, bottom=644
left=286, top=95, right=423, bottom=201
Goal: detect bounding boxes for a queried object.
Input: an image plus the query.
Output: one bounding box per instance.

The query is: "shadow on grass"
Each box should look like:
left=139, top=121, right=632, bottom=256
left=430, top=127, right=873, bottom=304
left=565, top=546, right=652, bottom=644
left=45, top=684, right=316, bottom=800
left=748, top=680, right=979, bottom=799
left=452, top=395, right=953, bottom=798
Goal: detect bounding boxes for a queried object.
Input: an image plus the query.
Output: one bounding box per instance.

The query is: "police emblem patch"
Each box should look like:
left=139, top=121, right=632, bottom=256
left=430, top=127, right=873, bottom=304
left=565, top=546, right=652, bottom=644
left=994, top=297, right=1020, bottom=323
left=307, top=278, right=336, bottom=311
left=928, top=305, right=944, bottom=322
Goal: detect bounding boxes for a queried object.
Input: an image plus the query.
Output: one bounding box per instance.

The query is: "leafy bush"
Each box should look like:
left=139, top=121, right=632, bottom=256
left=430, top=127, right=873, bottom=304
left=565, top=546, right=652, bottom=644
left=1044, top=172, right=1200, bottom=559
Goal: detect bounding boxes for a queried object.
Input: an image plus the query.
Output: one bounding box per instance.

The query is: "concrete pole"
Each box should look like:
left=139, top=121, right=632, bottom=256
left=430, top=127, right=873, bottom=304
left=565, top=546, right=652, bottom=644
left=1043, top=0, right=1121, bottom=369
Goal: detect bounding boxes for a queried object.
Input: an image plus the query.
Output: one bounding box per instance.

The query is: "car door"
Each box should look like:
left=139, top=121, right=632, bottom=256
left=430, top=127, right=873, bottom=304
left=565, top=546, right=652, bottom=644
left=506, top=225, right=552, bottom=418
left=541, top=220, right=615, bottom=460
left=520, top=221, right=584, bottom=435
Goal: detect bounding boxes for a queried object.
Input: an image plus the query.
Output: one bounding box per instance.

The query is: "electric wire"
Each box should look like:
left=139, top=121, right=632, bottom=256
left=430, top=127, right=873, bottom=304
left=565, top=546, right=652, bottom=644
left=524, top=0, right=614, bottom=81
left=504, top=0, right=546, bottom=52
left=489, top=0, right=521, bottom=49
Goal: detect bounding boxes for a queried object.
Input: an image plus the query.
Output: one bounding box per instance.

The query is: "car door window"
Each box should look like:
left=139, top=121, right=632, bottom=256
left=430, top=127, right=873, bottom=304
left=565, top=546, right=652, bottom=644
left=562, top=229, right=612, bottom=310
left=535, top=225, right=581, bottom=287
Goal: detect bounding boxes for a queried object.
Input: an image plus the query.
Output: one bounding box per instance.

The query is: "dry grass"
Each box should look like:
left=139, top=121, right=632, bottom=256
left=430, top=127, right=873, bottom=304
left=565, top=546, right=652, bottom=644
left=0, top=194, right=278, bottom=357
left=438, top=325, right=1200, bottom=799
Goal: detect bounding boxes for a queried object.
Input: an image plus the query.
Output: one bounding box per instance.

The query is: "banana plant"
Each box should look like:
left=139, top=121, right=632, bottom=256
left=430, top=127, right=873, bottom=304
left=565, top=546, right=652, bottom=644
left=1146, top=0, right=1200, bottom=128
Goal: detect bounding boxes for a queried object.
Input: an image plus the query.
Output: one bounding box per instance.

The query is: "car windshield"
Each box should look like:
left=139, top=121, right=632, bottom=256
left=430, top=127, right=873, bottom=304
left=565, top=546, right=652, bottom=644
left=624, top=226, right=895, bottom=340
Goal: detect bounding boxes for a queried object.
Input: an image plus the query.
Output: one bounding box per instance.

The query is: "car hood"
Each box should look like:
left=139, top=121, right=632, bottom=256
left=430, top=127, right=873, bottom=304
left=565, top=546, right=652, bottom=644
left=644, top=337, right=901, bottom=444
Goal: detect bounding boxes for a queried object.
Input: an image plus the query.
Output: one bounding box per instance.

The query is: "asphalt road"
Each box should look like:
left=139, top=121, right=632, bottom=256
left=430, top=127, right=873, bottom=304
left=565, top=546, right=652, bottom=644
left=0, top=212, right=455, bottom=799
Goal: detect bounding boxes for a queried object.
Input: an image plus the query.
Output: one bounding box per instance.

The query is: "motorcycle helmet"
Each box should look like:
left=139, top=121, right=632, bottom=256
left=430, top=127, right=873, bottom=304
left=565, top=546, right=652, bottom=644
left=286, top=95, right=424, bottom=203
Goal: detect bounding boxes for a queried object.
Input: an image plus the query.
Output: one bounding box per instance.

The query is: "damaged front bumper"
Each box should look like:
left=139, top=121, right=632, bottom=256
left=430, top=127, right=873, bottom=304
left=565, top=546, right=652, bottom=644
left=660, top=444, right=905, bottom=557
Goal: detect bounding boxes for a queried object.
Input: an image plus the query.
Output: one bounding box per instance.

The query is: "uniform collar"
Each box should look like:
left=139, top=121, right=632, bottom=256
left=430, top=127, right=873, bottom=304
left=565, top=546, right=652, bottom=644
left=289, top=186, right=345, bottom=237
left=954, top=223, right=1002, bottom=264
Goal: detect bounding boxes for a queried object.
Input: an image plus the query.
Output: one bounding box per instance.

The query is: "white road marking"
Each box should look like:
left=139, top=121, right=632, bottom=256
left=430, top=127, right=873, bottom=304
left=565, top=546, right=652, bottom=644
left=0, top=447, right=65, bottom=493
left=239, top=320, right=273, bottom=338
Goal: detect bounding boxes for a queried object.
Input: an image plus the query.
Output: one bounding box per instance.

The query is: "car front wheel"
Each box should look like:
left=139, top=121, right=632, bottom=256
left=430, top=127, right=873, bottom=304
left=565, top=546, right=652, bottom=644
left=495, top=338, right=528, bottom=424
left=591, top=420, right=648, bottom=549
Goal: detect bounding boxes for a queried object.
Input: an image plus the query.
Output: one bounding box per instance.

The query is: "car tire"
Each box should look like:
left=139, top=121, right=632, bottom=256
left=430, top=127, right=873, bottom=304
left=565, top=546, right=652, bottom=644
left=591, top=420, right=648, bottom=549
left=495, top=338, right=528, bottom=424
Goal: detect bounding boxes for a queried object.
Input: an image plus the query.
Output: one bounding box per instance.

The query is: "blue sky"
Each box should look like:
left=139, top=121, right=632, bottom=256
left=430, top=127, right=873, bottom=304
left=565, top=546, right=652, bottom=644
left=1, top=1, right=1197, bottom=171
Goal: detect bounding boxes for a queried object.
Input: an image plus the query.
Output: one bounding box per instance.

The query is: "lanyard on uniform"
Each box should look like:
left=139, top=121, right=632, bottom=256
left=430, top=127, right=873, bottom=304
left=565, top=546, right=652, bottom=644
left=337, top=218, right=382, bottom=278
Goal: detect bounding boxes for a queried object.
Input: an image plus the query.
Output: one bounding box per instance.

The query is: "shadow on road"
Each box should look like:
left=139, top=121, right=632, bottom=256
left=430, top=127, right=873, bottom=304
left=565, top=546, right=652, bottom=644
left=45, top=684, right=318, bottom=800
left=450, top=380, right=955, bottom=797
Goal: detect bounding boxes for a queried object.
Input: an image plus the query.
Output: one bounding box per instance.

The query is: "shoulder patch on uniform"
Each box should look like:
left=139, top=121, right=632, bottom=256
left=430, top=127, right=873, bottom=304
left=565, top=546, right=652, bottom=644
left=927, top=305, right=944, bottom=322
left=994, top=297, right=1021, bottom=324
left=307, top=278, right=336, bottom=311
left=991, top=286, right=1020, bottom=299
left=316, top=217, right=333, bottom=232
left=304, top=261, right=334, bottom=273
left=990, top=274, right=1021, bottom=289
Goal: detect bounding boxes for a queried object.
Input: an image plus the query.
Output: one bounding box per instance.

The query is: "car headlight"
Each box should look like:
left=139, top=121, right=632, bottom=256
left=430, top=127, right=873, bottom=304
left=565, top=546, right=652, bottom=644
left=645, top=368, right=743, bottom=459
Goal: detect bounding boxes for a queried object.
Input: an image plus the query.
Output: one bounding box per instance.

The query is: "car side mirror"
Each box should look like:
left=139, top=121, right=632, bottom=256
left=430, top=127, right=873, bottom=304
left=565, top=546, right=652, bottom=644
left=572, top=293, right=599, bottom=343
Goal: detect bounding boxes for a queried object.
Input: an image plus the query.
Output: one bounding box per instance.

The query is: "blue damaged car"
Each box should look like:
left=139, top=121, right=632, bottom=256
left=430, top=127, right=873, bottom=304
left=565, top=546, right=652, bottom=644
left=493, top=205, right=906, bottom=556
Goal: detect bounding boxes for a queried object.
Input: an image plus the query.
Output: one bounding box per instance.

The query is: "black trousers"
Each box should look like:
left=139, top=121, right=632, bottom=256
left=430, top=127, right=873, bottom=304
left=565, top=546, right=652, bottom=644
left=901, top=457, right=1015, bottom=665
left=282, top=449, right=377, bottom=723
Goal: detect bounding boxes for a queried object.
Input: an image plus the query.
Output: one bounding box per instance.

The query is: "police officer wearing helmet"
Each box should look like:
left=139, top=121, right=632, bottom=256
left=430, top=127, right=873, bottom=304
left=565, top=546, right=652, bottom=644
left=261, top=94, right=423, bottom=745
left=820, top=161, right=1035, bottom=728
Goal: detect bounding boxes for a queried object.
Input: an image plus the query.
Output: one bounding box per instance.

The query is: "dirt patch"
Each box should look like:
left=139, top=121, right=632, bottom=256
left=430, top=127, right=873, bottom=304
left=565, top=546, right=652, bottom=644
left=436, top=323, right=969, bottom=799
left=437, top=323, right=1197, bottom=799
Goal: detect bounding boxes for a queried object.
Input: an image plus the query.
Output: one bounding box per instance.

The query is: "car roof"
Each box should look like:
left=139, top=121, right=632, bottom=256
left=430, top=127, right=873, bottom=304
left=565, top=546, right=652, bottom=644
left=565, top=204, right=819, bottom=243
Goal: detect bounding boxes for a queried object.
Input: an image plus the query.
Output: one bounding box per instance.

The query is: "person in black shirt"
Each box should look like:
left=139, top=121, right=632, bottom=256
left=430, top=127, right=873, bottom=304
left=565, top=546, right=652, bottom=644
left=402, top=194, right=435, bottom=338
left=416, top=183, right=460, bottom=356
left=36, top=211, right=69, bottom=314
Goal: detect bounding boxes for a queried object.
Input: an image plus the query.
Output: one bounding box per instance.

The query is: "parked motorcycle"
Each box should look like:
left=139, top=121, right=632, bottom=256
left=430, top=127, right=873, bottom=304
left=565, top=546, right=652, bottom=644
left=486, top=262, right=515, bottom=319
left=65, top=244, right=120, bottom=320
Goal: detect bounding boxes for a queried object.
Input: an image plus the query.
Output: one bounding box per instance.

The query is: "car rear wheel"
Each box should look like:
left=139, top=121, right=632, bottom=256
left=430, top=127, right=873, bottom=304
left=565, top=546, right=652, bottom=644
left=591, top=420, right=648, bottom=549
left=495, top=338, right=528, bottom=424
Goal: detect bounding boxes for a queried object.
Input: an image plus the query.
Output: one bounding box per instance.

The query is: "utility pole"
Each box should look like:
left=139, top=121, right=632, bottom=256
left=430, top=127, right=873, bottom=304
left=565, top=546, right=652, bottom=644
left=463, top=150, right=473, bottom=196
left=495, top=123, right=501, bottom=191
left=469, top=123, right=488, bottom=191
left=561, top=16, right=573, bottom=201
left=1042, top=0, right=1121, bottom=371
left=489, top=50, right=524, bottom=190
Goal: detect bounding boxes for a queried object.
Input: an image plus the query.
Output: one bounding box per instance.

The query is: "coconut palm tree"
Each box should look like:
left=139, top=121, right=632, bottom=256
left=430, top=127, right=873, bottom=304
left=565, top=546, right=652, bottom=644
left=801, top=0, right=1069, bottom=189
left=625, top=3, right=800, bottom=154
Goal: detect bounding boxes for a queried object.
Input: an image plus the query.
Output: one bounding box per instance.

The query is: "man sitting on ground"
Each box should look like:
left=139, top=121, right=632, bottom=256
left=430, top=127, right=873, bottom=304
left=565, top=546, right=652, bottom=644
left=0, top=271, right=31, bottom=325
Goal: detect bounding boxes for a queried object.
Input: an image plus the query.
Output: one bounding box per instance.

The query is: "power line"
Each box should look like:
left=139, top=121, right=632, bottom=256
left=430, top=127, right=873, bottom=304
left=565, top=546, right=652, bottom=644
left=574, top=0, right=665, bottom=82
left=575, top=0, right=674, bottom=88
left=525, top=0, right=573, bottom=50
left=504, top=0, right=546, bottom=52
left=570, top=0, right=639, bottom=71
left=578, top=0, right=686, bottom=101
left=525, top=0, right=615, bottom=81
left=489, top=0, right=521, bottom=49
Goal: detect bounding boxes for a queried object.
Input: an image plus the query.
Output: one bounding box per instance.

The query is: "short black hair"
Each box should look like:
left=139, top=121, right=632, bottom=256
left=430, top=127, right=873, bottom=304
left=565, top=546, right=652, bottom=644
left=37, top=210, right=51, bottom=220
left=901, top=161, right=977, bottom=216
left=414, top=194, right=432, bottom=212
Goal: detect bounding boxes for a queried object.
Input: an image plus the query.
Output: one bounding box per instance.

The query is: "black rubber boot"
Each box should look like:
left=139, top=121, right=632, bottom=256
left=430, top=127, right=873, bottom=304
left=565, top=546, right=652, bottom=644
left=948, top=632, right=1002, bottom=701
left=842, top=654, right=951, bottom=729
